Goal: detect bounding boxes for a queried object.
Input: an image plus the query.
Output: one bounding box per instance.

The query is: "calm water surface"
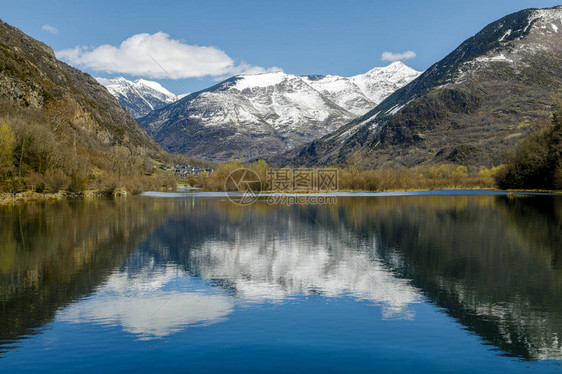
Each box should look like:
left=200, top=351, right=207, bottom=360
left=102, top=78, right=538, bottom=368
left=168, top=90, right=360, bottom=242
left=0, top=192, right=561, bottom=373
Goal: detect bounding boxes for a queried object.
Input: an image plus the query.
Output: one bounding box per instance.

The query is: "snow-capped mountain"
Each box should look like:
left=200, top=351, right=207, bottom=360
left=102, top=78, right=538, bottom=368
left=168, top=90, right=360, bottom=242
left=288, top=6, right=562, bottom=168
left=138, top=62, right=420, bottom=161
left=96, top=77, right=187, bottom=118
left=303, top=62, right=422, bottom=116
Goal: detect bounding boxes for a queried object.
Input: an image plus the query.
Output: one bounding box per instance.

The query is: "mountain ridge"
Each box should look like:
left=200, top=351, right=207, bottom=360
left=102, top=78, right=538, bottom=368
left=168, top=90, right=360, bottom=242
left=96, top=76, right=188, bottom=118
left=137, top=62, right=421, bottom=161
left=284, top=6, right=562, bottom=169
left=0, top=18, right=169, bottom=191
left=0, top=19, right=161, bottom=152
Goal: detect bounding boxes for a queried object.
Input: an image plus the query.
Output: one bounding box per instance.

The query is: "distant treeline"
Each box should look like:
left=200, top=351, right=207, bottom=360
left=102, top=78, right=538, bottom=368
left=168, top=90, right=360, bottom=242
left=186, top=160, right=498, bottom=192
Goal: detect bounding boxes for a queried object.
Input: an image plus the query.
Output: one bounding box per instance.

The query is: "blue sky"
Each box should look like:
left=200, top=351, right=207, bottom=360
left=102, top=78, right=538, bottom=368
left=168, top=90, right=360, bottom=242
left=1, top=0, right=560, bottom=94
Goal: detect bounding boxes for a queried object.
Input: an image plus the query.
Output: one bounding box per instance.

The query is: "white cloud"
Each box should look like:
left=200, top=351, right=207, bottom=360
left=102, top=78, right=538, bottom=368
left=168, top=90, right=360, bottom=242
left=41, top=24, right=59, bottom=34
left=381, top=51, right=416, bottom=62
left=56, top=32, right=281, bottom=79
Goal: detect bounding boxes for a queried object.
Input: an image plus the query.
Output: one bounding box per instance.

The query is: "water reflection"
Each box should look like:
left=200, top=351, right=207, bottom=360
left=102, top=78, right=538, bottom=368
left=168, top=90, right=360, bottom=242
left=193, top=237, right=418, bottom=315
left=59, top=264, right=233, bottom=339
left=166, top=208, right=419, bottom=316
left=58, top=198, right=421, bottom=340
left=364, top=195, right=562, bottom=360
left=0, top=194, right=561, bottom=362
left=0, top=198, right=179, bottom=355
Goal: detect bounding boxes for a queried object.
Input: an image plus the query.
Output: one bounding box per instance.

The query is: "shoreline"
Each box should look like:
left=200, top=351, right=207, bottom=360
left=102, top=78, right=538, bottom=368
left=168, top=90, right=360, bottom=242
left=3, top=187, right=560, bottom=205
left=142, top=188, right=562, bottom=199
left=0, top=190, right=128, bottom=205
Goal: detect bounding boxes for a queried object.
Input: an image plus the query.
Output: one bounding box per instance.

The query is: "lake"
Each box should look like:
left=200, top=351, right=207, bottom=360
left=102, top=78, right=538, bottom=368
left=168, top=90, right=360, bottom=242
left=0, top=192, right=561, bottom=373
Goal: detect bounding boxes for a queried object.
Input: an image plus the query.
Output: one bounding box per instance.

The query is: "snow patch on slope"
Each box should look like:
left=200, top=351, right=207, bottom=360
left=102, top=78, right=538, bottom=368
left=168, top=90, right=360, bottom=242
left=234, top=72, right=287, bottom=90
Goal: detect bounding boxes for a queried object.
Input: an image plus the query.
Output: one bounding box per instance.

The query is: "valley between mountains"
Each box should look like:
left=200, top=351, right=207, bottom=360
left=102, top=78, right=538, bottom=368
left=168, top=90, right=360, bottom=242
left=0, top=5, right=561, bottom=197
left=102, top=62, right=421, bottom=161
left=98, top=7, right=561, bottom=180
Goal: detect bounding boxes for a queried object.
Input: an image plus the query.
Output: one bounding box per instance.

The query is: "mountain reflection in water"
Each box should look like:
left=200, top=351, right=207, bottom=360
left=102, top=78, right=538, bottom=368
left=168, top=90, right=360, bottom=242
left=0, top=194, right=561, bottom=363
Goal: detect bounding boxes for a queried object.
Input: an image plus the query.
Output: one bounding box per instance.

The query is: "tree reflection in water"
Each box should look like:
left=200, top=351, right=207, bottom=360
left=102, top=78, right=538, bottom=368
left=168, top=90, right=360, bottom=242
left=0, top=194, right=560, bottom=360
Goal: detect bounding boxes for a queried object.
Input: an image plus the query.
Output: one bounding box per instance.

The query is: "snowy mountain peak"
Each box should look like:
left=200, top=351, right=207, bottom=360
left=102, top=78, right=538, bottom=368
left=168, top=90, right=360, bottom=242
left=224, top=63, right=422, bottom=116
left=287, top=6, right=562, bottom=169
left=138, top=62, right=422, bottom=161
left=361, top=61, right=419, bottom=78
left=96, top=77, right=186, bottom=118
left=374, top=60, right=406, bottom=69
left=134, top=78, right=175, bottom=97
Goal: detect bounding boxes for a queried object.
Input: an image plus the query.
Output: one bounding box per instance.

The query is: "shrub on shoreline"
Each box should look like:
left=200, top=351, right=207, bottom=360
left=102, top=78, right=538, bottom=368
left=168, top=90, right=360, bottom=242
left=187, top=159, right=497, bottom=192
